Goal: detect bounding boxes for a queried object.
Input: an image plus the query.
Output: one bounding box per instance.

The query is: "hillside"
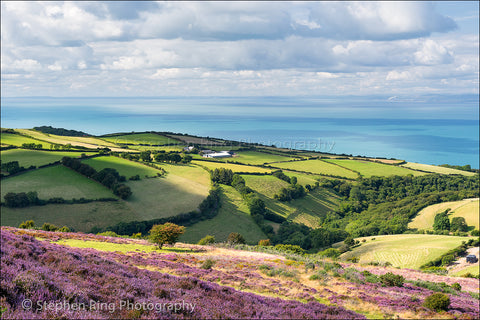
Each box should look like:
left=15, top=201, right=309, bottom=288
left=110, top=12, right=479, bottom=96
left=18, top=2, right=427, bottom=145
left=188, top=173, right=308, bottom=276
left=409, top=198, right=480, bottom=230
left=2, top=227, right=479, bottom=319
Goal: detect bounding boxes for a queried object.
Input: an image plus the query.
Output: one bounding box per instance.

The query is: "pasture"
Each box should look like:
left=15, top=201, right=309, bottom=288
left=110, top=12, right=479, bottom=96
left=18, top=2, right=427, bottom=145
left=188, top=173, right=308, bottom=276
left=339, top=234, right=468, bottom=269
left=15, top=129, right=131, bottom=152
left=408, top=198, right=480, bottom=230
left=401, top=162, right=476, bottom=176
left=0, top=133, right=47, bottom=146
left=101, top=133, right=181, bottom=145
left=271, top=159, right=359, bottom=179
left=179, top=185, right=267, bottom=244
left=127, top=145, right=185, bottom=152
left=242, top=174, right=340, bottom=228
left=82, top=156, right=161, bottom=178
left=1, top=149, right=94, bottom=168
left=192, top=160, right=272, bottom=173
left=0, top=201, right=135, bottom=232
left=324, top=159, right=423, bottom=177
left=1, top=165, right=114, bottom=200
left=226, top=151, right=296, bottom=165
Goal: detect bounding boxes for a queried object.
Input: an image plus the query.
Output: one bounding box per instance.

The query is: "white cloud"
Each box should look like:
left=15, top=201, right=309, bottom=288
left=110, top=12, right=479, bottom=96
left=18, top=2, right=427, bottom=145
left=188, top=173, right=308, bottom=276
left=414, top=39, right=453, bottom=65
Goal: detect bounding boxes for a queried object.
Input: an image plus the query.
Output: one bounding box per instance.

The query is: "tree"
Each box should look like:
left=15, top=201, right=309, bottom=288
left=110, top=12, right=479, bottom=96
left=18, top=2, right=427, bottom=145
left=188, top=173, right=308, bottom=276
left=450, top=217, right=468, bottom=232
left=140, top=150, right=152, bottom=162
left=149, top=223, right=185, bottom=248
left=227, top=232, right=246, bottom=245
left=433, top=210, right=450, bottom=231
left=19, top=220, right=35, bottom=229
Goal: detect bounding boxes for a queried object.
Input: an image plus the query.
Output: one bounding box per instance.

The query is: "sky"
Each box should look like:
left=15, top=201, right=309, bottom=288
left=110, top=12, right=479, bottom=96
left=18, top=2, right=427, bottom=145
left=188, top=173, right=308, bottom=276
left=1, top=1, right=479, bottom=97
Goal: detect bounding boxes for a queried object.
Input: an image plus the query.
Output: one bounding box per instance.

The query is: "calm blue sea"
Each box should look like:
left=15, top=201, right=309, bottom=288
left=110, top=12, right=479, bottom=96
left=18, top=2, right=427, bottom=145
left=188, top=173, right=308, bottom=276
left=1, top=96, right=479, bottom=168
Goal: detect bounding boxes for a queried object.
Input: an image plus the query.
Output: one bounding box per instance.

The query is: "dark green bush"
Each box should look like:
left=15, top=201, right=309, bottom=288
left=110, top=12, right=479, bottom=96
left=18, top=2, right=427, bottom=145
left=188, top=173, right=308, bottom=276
left=198, top=235, right=215, bottom=245
left=200, top=258, right=215, bottom=270
left=451, top=283, right=461, bottom=291
left=423, top=293, right=450, bottom=311
left=379, top=272, right=404, bottom=287
left=227, top=232, right=246, bottom=245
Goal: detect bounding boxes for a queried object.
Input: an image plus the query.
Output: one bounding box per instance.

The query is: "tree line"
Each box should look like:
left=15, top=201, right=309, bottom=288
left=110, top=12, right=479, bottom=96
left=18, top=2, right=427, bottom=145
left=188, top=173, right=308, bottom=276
left=61, top=157, right=132, bottom=199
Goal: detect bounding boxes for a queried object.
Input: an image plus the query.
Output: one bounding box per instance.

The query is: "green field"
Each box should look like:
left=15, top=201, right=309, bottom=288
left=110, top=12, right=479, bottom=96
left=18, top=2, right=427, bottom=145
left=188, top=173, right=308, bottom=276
left=101, top=133, right=181, bottom=145
left=401, top=162, right=476, bottom=176
left=1, top=133, right=47, bottom=146
left=127, top=145, right=186, bottom=152
left=179, top=185, right=267, bottom=244
left=0, top=201, right=135, bottom=232
left=409, top=198, right=480, bottom=230
left=453, top=265, right=480, bottom=277
left=282, top=170, right=321, bottom=186
left=1, top=165, right=115, bottom=200
left=1, top=149, right=95, bottom=168
left=272, top=159, right=359, bottom=179
left=192, top=160, right=271, bottom=173
left=82, top=156, right=161, bottom=178
left=324, top=159, right=423, bottom=177
left=222, top=151, right=296, bottom=165
left=242, top=175, right=341, bottom=228
left=339, top=234, right=468, bottom=269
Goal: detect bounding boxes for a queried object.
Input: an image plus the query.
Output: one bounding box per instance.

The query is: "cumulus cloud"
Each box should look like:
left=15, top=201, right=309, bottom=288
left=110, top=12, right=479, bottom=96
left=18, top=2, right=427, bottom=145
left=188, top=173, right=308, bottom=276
left=0, top=1, right=477, bottom=97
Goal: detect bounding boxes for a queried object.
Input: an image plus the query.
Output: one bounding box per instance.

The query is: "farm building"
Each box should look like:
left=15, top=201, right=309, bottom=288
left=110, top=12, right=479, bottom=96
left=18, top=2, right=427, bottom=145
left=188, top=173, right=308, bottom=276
left=201, top=150, right=213, bottom=155
left=466, top=254, right=478, bottom=263
left=203, top=151, right=232, bottom=158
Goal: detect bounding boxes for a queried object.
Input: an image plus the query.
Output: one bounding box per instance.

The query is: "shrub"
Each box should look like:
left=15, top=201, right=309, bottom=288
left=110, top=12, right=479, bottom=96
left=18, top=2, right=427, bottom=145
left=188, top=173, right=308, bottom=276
left=200, top=258, right=215, bottom=270
left=441, top=254, right=455, bottom=266
left=346, top=256, right=359, bottom=263
left=19, top=220, right=35, bottom=229
left=318, top=248, right=341, bottom=258
left=98, top=231, right=121, bottom=237
left=198, top=235, right=216, bottom=245
left=41, top=223, right=58, bottom=232
left=274, top=244, right=305, bottom=255
left=423, top=293, right=450, bottom=311
left=258, top=239, right=271, bottom=246
left=227, top=232, right=246, bottom=245
left=58, top=226, right=70, bottom=232
left=451, top=283, right=461, bottom=291
left=471, top=229, right=480, bottom=236
left=379, top=272, right=404, bottom=287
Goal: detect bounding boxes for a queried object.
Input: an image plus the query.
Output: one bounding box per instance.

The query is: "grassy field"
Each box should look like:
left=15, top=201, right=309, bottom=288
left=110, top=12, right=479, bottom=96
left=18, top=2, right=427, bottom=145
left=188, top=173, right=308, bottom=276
left=82, top=157, right=210, bottom=219
left=179, top=185, right=267, bottom=244
left=452, top=265, right=480, bottom=277
left=1, top=165, right=114, bottom=200
left=401, top=162, right=476, bottom=176
left=242, top=175, right=340, bottom=228
left=324, top=159, right=424, bottom=177
left=14, top=129, right=131, bottom=152
left=408, top=198, right=480, bottom=230
left=0, top=201, right=135, bottom=232
left=272, top=159, right=359, bottom=179
left=82, top=156, right=161, bottom=178
left=192, top=160, right=271, bottom=173
left=339, top=234, right=468, bottom=269
left=1, top=149, right=95, bottom=168
left=126, top=145, right=185, bottom=152
left=225, top=151, right=296, bottom=165
left=281, top=170, right=321, bottom=186
left=1, top=133, right=47, bottom=146
left=101, top=133, right=182, bottom=145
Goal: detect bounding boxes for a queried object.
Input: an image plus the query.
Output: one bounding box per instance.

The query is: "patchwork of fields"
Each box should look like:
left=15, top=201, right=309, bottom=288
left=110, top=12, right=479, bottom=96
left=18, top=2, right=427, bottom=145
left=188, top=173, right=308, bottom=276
left=401, top=162, right=476, bottom=176
left=271, top=159, right=359, bottom=179
left=1, top=149, right=94, bottom=168
left=324, top=159, right=424, bottom=177
left=192, top=160, right=272, bottom=173
left=100, top=133, right=182, bottom=145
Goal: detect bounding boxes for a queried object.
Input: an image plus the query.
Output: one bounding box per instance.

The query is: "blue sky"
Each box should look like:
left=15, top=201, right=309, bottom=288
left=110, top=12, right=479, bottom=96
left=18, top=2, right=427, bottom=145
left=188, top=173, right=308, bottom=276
left=1, top=1, right=478, bottom=97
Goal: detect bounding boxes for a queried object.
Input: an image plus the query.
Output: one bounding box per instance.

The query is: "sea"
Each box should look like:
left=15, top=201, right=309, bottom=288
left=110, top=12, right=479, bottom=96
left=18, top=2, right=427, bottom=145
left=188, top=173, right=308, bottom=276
left=1, top=96, right=479, bottom=168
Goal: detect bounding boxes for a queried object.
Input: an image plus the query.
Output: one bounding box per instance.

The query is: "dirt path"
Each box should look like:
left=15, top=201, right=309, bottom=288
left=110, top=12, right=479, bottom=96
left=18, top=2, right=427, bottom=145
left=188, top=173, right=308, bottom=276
left=448, top=246, right=479, bottom=274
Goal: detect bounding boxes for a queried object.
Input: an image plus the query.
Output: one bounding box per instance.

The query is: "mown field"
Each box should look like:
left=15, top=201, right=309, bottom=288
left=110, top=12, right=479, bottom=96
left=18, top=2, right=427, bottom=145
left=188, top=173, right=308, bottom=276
left=242, top=175, right=341, bottom=228
left=339, top=234, right=468, bottom=269
left=271, top=159, right=359, bottom=179
left=324, top=159, right=424, bottom=177
left=100, top=133, right=182, bottom=145
left=126, top=145, right=185, bottom=152
left=409, top=198, right=480, bottom=230
left=1, top=165, right=114, bottom=200
left=401, top=162, right=476, bottom=176
left=0, top=132, right=47, bottom=146
left=1, top=149, right=94, bottom=168
left=192, top=160, right=272, bottom=173
left=0, top=201, right=135, bottom=232
left=179, top=185, right=267, bottom=244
